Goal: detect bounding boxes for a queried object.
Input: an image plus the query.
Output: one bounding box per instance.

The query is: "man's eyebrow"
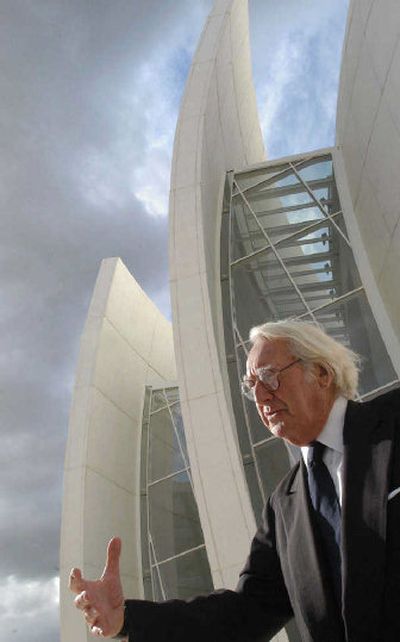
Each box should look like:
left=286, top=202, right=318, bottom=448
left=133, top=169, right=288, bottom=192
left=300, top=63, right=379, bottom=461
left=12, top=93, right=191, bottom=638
left=245, top=365, right=276, bottom=378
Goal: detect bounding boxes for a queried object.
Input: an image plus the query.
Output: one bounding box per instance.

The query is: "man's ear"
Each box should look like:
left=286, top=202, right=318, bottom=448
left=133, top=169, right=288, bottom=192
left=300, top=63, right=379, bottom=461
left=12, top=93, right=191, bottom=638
left=316, top=364, right=334, bottom=388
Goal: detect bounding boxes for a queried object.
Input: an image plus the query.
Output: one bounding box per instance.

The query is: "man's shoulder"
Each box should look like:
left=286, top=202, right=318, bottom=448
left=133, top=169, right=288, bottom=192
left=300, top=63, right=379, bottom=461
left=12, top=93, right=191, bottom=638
left=348, top=387, right=400, bottom=419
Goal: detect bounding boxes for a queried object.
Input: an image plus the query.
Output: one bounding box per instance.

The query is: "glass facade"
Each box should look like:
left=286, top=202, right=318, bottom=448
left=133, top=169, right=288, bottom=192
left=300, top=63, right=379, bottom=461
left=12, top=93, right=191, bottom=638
left=221, top=150, right=399, bottom=518
left=140, top=386, right=213, bottom=601
left=220, top=151, right=399, bottom=641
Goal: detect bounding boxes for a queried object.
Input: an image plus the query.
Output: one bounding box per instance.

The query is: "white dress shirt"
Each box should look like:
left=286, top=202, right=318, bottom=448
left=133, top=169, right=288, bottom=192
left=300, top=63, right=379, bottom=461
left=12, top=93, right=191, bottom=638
left=301, top=395, right=348, bottom=506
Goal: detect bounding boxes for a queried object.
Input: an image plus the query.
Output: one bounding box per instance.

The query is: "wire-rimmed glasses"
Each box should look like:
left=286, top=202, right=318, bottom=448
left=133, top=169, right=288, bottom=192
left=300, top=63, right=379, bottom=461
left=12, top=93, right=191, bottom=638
left=241, top=359, right=302, bottom=401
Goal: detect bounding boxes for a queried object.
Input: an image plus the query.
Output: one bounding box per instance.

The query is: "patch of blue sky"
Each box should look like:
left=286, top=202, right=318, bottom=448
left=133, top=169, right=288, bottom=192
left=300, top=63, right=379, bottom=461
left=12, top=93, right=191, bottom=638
left=168, top=45, right=193, bottom=103
left=142, top=45, right=192, bottom=145
left=297, top=159, right=333, bottom=183
left=256, top=15, right=346, bottom=160
left=285, top=199, right=324, bottom=225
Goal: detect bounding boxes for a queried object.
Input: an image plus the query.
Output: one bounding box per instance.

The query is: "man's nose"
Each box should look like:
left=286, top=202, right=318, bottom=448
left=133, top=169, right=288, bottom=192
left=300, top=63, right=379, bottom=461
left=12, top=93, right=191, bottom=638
left=254, top=380, right=274, bottom=403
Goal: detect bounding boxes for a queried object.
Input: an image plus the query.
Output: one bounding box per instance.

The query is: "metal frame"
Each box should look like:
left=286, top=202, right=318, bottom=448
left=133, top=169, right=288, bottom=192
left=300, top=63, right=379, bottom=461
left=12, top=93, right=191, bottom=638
left=140, top=385, right=212, bottom=601
left=221, top=148, right=400, bottom=520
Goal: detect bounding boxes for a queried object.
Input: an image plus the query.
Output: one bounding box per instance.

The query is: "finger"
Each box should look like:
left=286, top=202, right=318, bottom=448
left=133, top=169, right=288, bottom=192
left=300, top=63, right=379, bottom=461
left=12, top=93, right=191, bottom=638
left=90, top=625, right=104, bottom=637
left=74, top=591, right=91, bottom=611
left=84, top=606, right=100, bottom=626
left=101, top=537, right=121, bottom=579
left=69, top=568, right=86, bottom=594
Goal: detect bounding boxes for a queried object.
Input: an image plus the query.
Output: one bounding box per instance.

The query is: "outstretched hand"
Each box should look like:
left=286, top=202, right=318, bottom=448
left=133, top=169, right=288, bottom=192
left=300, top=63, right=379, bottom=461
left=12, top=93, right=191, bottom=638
left=69, top=537, right=125, bottom=638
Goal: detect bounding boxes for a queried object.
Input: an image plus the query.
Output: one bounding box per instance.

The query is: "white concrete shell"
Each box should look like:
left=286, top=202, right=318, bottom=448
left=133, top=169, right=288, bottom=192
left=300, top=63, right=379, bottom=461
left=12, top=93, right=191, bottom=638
left=336, top=0, right=400, bottom=362
left=169, top=0, right=266, bottom=590
left=60, top=258, right=176, bottom=642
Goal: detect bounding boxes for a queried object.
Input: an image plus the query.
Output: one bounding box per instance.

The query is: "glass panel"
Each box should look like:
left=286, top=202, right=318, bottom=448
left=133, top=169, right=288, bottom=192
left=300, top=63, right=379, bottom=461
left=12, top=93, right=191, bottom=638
left=157, top=547, right=213, bottom=600
left=150, top=545, right=165, bottom=601
left=234, top=164, right=291, bottom=193
left=151, top=390, right=169, bottom=413
left=294, top=157, right=333, bottom=184
left=164, top=388, right=180, bottom=404
left=255, top=439, right=292, bottom=498
left=149, top=471, right=204, bottom=561
left=304, top=290, right=397, bottom=396
left=170, top=404, right=188, bottom=455
left=140, top=387, right=152, bottom=598
left=226, top=357, right=253, bottom=458
left=143, top=387, right=213, bottom=601
left=140, top=493, right=150, bottom=575
left=231, top=155, right=341, bottom=265
left=243, top=458, right=264, bottom=522
left=143, top=574, right=153, bottom=601
left=230, top=200, right=268, bottom=263
left=246, top=169, right=301, bottom=198
left=149, top=407, right=186, bottom=483
left=261, top=215, right=356, bottom=312
left=231, top=253, right=308, bottom=340
left=250, top=185, right=311, bottom=221
left=258, top=209, right=327, bottom=246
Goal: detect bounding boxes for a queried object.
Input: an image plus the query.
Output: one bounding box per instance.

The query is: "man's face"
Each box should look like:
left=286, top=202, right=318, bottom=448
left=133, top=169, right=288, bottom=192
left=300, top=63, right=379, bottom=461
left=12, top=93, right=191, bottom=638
left=246, top=337, right=335, bottom=446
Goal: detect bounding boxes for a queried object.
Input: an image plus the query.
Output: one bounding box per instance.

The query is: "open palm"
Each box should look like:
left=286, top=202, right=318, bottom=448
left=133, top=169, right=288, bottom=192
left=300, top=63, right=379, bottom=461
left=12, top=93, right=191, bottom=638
left=69, top=537, right=126, bottom=638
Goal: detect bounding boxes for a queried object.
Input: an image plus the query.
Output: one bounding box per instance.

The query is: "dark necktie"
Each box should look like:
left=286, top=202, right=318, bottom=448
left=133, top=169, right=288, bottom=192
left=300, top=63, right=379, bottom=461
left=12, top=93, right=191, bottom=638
left=307, top=441, right=342, bottom=604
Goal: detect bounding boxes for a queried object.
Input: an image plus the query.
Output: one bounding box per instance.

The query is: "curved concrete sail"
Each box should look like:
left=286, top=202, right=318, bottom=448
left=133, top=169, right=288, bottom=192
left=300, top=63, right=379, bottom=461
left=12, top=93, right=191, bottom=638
left=169, top=0, right=265, bottom=590
left=336, top=0, right=400, bottom=367
left=60, top=258, right=176, bottom=642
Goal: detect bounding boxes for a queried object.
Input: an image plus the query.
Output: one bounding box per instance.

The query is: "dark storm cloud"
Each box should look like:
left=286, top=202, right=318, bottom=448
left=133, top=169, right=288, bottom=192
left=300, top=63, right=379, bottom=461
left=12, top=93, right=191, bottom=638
left=0, top=0, right=209, bottom=609
left=0, top=188, right=169, bottom=582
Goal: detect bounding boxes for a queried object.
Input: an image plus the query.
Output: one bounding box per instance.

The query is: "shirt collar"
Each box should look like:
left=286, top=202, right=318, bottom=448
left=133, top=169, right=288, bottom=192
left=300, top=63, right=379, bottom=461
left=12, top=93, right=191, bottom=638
left=301, top=395, right=347, bottom=461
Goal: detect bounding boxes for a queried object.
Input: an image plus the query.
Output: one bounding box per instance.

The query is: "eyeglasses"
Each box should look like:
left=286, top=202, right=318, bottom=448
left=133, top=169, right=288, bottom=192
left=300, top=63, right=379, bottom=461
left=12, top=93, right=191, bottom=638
left=241, top=359, right=302, bottom=401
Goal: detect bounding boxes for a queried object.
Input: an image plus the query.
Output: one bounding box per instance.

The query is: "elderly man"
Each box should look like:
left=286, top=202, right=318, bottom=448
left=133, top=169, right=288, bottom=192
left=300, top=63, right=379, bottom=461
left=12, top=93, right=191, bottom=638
left=70, top=320, right=400, bottom=641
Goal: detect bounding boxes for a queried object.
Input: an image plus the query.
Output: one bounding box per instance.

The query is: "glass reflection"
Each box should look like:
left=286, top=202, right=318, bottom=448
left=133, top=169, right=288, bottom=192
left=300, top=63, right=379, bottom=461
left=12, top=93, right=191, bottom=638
left=149, top=471, right=204, bottom=561
left=149, top=408, right=186, bottom=483
left=156, top=547, right=213, bottom=600
left=142, top=387, right=213, bottom=601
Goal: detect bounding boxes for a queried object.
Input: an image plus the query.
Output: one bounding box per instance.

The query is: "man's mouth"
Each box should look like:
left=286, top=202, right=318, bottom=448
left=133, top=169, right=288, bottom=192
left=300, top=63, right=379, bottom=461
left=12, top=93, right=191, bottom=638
left=262, top=406, right=285, bottom=420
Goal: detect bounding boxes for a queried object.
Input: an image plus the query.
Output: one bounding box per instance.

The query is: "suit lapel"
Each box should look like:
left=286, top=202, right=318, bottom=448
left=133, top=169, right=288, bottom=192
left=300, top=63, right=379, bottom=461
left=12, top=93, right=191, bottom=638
left=341, top=399, right=395, bottom=640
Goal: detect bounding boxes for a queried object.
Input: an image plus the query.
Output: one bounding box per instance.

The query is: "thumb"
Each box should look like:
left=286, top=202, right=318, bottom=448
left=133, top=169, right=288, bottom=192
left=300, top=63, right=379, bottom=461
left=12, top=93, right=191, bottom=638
left=69, top=568, right=86, bottom=594
left=102, top=537, right=121, bottom=579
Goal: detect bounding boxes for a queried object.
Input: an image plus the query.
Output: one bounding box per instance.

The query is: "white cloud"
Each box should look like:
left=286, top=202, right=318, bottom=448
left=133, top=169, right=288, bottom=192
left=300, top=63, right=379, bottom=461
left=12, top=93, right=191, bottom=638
left=0, top=575, right=59, bottom=617
left=74, top=50, right=187, bottom=218
left=130, top=62, right=177, bottom=218
left=257, top=35, right=302, bottom=143
left=251, top=0, right=349, bottom=158
left=0, top=576, right=59, bottom=639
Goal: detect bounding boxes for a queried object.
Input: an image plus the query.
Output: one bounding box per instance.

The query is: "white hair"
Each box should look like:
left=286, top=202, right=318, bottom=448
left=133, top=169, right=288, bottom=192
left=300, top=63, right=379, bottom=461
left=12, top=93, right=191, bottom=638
left=249, top=319, right=361, bottom=400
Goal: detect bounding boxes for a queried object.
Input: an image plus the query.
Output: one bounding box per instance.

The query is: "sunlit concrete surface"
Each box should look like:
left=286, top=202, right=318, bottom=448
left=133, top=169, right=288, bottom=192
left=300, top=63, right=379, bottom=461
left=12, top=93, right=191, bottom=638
left=336, top=0, right=400, bottom=346
left=169, top=0, right=266, bottom=592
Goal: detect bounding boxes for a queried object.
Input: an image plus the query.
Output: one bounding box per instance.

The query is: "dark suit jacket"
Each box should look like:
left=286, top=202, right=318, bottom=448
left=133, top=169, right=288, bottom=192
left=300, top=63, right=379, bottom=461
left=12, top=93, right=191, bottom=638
left=124, top=389, right=400, bottom=641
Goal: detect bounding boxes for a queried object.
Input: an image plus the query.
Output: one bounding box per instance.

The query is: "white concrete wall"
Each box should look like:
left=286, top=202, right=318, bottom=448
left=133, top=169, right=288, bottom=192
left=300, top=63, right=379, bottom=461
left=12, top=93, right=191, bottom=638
left=60, top=258, right=176, bottom=642
left=336, top=0, right=400, bottom=349
left=170, top=0, right=265, bottom=590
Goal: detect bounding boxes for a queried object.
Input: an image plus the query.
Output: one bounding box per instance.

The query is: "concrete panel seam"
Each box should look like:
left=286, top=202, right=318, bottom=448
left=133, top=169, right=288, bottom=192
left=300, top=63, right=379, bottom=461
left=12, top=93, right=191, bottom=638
left=85, top=464, right=137, bottom=496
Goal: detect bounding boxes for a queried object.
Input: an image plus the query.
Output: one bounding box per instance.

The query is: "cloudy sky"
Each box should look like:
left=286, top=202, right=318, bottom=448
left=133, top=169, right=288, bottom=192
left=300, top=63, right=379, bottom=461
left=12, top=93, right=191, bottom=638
left=1, top=0, right=348, bottom=639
